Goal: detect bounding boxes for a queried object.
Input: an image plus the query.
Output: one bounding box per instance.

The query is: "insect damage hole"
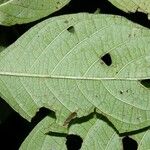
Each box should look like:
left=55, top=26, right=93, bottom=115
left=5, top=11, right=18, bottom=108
left=66, top=134, right=83, bottom=150
left=67, top=26, right=75, bottom=33
left=122, top=136, right=138, bottom=150
left=101, top=53, right=112, bottom=66
left=140, top=79, right=150, bottom=88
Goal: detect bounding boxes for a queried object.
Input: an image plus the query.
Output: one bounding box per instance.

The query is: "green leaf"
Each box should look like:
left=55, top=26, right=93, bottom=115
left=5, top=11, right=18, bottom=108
left=20, top=115, right=122, bottom=150
left=20, top=116, right=68, bottom=150
left=0, top=13, right=150, bottom=133
left=131, top=129, right=150, bottom=150
left=0, top=0, right=70, bottom=26
left=108, top=0, right=150, bottom=18
left=70, top=117, right=122, bottom=150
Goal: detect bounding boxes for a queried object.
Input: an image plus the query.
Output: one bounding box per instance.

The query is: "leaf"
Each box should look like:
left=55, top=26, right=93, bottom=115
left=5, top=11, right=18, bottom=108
left=69, top=116, right=122, bottom=150
left=20, top=115, right=122, bottom=150
left=131, top=128, right=150, bottom=150
left=0, top=0, right=70, bottom=26
left=0, top=13, right=150, bottom=133
left=20, top=116, right=68, bottom=150
left=108, top=0, right=150, bottom=18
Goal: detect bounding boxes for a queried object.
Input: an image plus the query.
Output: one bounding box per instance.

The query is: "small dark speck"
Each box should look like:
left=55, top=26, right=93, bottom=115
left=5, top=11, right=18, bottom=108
left=137, top=117, right=141, bottom=120
left=95, top=95, right=98, bottom=98
left=119, top=91, right=123, bottom=94
left=64, top=20, right=69, bottom=24
left=128, top=34, right=131, bottom=37
left=53, top=97, right=56, bottom=100
left=67, top=26, right=75, bottom=33
left=100, top=61, right=104, bottom=65
left=126, top=90, right=129, bottom=93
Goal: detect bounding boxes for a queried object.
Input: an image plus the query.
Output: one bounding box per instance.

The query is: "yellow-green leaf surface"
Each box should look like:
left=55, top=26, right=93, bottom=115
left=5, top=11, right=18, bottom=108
left=20, top=117, right=68, bottom=150
left=0, top=0, right=70, bottom=26
left=131, top=129, right=150, bottom=150
left=108, top=0, right=150, bottom=18
left=0, top=13, right=150, bottom=133
left=20, top=116, right=122, bottom=150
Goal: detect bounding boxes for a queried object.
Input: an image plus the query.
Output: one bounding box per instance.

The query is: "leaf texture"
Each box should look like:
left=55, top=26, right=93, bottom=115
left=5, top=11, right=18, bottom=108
left=0, top=13, right=150, bottom=133
left=108, top=0, right=150, bottom=19
left=132, top=129, right=150, bottom=150
left=0, top=0, right=70, bottom=26
left=20, top=116, right=68, bottom=150
left=20, top=116, right=122, bottom=150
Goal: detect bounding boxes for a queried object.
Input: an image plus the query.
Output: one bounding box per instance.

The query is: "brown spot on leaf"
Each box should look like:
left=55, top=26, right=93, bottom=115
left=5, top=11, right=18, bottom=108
left=63, top=112, right=77, bottom=126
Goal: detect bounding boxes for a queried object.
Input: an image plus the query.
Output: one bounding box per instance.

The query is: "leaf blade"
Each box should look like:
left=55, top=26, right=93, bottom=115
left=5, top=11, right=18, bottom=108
left=20, top=116, right=122, bottom=150
left=132, top=129, right=150, bottom=150
left=108, top=0, right=150, bottom=18
left=0, top=0, right=70, bottom=25
left=0, top=13, right=150, bottom=132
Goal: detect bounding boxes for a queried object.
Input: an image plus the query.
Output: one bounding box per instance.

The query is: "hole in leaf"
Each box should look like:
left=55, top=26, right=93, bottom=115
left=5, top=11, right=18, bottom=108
left=47, top=131, right=67, bottom=137
left=101, top=53, right=112, bottom=66
left=122, top=136, right=138, bottom=150
left=67, top=26, right=75, bottom=33
left=140, top=79, right=150, bottom=88
left=31, top=107, right=55, bottom=125
left=66, top=134, right=83, bottom=150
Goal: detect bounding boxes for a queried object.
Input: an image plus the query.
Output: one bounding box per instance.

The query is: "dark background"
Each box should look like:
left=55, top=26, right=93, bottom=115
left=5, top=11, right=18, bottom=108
left=0, top=0, right=150, bottom=149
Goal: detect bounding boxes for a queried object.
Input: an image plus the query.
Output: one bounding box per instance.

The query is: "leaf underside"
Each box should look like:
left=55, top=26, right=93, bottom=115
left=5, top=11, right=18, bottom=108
left=0, top=13, right=150, bottom=133
left=108, top=0, right=150, bottom=19
left=20, top=116, right=122, bottom=150
left=0, top=0, right=70, bottom=25
left=132, top=128, right=150, bottom=150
